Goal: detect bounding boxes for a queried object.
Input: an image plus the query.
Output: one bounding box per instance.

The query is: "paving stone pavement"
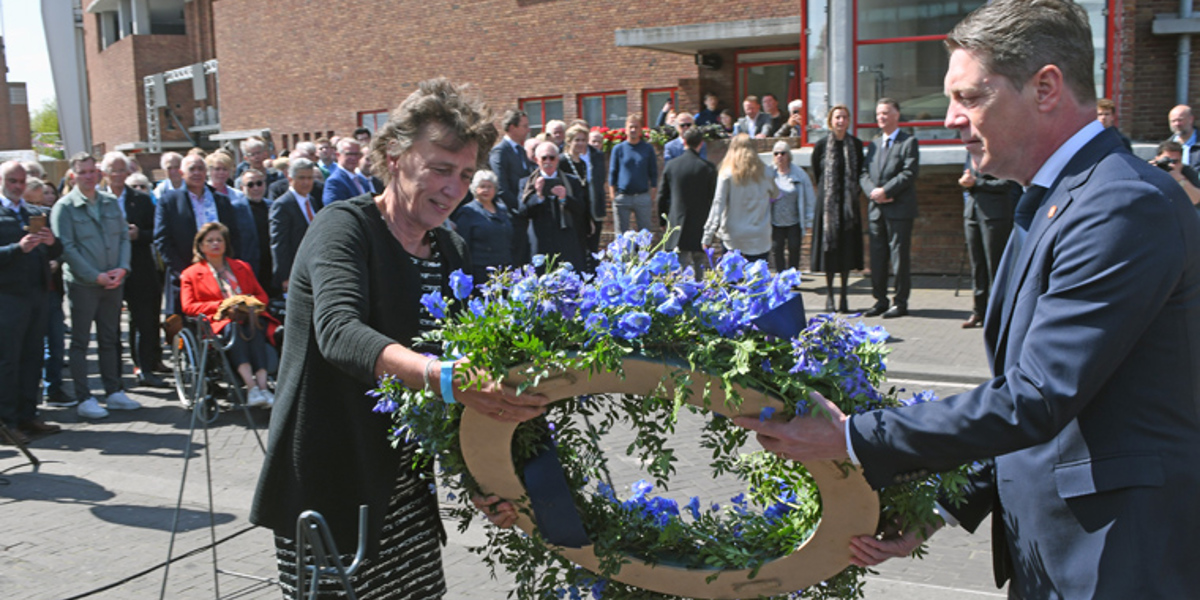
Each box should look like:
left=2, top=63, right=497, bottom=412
left=1, top=276, right=1008, bottom=599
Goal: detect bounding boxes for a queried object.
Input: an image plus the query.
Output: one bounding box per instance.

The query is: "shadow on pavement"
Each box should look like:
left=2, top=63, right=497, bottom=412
left=0, top=470, right=116, bottom=503
left=92, top=503, right=237, bottom=532
left=34, top=428, right=203, bottom=459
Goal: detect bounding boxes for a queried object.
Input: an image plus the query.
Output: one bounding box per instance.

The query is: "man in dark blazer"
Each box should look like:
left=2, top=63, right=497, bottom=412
left=101, top=152, right=166, bottom=386
left=153, top=153, right=242, bottom=315
left=860, top=97, right=919, bottom=318
left=321, top=139, right=372, bottom=205
left=489, top=109, right=533, bottom=266
left=733, top=95, right=774, bottom=138
left=267, top=173, right=322, bottom=202
left=738, top=2, right=1200, bottom=598
left=269, top=158, right=322, bottom=293
left=0, top=161, right=62, bottom=443
left=958, top=158, right=1019, bottom=328
left=656, top=127, right=717, bottom=279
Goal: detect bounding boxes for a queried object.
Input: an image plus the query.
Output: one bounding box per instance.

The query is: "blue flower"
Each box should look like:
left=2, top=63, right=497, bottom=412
left=584, top=312, right=609, bottom=335
left=655, top=296, right=683, bottom=317
left=685, top=496, right=701, bottom=521
left=647, top=251, right=680, bottom=275
left=532, top=254, right=547, bottom=267
left=717, top=251, right=747, bottom=282
left=902, top=389, right=938, bottom=406
left=449, top=269, right=473, bottom=300
left=590, top=579, right=607, bottom=599
left=759, top=406, right=776, bottom=422
left=468, top=297, right=486, bottom=317
left=615, top=312, right=652, bottom=339
left=631, top=479, right=653, bottom=500
left=621, top=284, right=647, bottom=306
left=371, top=397, right=397, bottom=413
left=419, top=292, right=446, bottom=319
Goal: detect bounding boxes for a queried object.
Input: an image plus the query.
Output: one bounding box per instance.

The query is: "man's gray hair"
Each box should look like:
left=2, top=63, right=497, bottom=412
left=787, top=99, right=804, bottom=113
left=294, top=141, right=317, bottom=159
left=289, top=157, right=315, bottom=179
left=21, top=161, right=45, bottom=179
left=241, top=136, right=266, bottom=154
left=100, top=151, right=129, bottom=172
left=0, top=160, right=25, bottom=179
left=160, top=151, right=184, bottom=169
left=25, top=176, right=44, bottom=192
left=125, top=173, right=151, bottom=189
left=471, top=169, right=498, bottom=190
left=336, top=138, right=360, bottom=153
left=947, top=0, right=1095, bottom=104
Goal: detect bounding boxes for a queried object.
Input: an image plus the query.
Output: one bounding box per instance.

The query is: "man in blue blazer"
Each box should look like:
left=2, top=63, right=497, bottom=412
left=489, top=109, right=534, bottom=266
left=153, top=154, right=242, bottom=315
left=269, top=159, right=322, bottom=293
left=737, top=2, right=1200, bottom=598
left=321, top=139, right=372, bottom=205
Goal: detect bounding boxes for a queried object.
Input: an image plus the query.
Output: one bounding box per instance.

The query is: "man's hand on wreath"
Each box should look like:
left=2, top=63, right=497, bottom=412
left=471, top=494, right=519, bottom=529
left=733, top=391, right=850, bottom=462
left=849, top=517, right=943, bottom=567
left=454, top=364, right=551, bottom=423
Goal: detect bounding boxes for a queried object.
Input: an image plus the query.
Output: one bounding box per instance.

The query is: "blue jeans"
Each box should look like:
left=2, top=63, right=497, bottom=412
left=43, top=291, right=65, bottom=401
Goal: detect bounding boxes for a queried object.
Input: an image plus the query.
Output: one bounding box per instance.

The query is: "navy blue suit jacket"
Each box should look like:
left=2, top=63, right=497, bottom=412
left=488, top=139, right=533, bottom=217
left=268, top=190, right=322, bottom=289
left=321, top=165, right=372, bottom=205
left=153, top=188, right=242, bottom=277
left=848, top=128, right=1200, bottom=598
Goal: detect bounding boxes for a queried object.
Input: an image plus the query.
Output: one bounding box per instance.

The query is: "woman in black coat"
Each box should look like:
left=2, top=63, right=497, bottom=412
left=250, top=79, right=549, bottom=600
left=810, top=105, right=865, bottom=313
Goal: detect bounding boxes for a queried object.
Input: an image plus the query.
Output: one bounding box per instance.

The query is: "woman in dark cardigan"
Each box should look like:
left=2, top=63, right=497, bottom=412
left=810, top=104, right=865, bottom=313
left=250, top=79, right=549, bottom=600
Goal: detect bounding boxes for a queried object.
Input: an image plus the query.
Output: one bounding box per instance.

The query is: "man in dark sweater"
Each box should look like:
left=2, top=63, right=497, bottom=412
left=608, top=113, right=657, bottom=235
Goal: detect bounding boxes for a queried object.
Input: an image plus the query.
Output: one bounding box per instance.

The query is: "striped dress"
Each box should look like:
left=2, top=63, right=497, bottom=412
left=273, top=240, right=447, bottom=599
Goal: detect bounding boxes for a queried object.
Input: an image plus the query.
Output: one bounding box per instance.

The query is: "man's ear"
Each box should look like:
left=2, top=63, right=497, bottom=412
left=1031, top=64, right=1065, bottom=114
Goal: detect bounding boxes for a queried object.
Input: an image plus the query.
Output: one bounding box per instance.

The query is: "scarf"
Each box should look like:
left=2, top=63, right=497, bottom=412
left=821, top=135, right=860, bottom=251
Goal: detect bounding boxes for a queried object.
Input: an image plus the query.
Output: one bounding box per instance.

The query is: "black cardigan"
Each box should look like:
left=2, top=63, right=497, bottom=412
left=251, top=194, right=470, bottom=554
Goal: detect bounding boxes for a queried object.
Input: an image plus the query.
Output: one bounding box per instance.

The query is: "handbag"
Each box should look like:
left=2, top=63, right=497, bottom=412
left=215, top=294, right=266, bottom=324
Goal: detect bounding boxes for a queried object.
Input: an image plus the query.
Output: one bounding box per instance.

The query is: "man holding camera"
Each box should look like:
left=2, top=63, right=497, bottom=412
left=0, top=161, right=62, bottom=443
left=1152, top=140, right=1200, bottom=209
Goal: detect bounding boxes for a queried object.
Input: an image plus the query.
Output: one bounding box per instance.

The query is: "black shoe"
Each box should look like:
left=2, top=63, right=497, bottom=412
left=882, top=305, right=908, bottom=319
left=839, top=298, right=851, bottom=313
left=863, top=304, right=889, bottom=317
left=136, top=371, right=169, bottom=388
left=149, top=362, right=172, bottom=374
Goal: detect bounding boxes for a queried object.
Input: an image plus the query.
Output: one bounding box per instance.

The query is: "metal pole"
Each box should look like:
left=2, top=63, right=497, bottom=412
left=1179, top=0, right=1194, bottom=106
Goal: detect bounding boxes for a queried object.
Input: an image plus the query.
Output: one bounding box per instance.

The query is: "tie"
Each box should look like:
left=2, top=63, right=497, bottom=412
left=886, top=137, right=893, bottom=151
left=303, top=199, right=315, bottom=223
left=1013, top=185, right=1047, bottom=231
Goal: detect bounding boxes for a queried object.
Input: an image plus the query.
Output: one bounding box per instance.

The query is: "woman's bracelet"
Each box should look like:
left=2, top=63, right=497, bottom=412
left=421, top=356, right=439, bottom=393
left=440, top=361, right=457, bottom=405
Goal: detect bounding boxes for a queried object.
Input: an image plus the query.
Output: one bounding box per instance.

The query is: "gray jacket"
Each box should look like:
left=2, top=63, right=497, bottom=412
left=51, top=187, right=130, bottom=286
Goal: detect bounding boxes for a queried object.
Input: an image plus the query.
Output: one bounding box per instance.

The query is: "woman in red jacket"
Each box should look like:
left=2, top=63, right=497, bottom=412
left=180, top=221, right=280, bottom=408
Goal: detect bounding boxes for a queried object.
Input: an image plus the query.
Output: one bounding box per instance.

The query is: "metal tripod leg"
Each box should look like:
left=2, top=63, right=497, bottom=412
left=0, top=421, right=40, bottom=470
left=295, top=506, right=369, bottom=600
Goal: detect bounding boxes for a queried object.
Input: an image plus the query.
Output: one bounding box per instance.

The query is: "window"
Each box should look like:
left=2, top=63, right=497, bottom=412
left=855, top=0, right=986, bottom=142
left=806, top=0, right=829, bottom=143
left=358, top=110, right=388, bottom=134
left=520, top=97, right=564, bottom=135
left=579, top=92, right=627, bottom=131
left=643, top=89, right=676, bottom=127
left=736, top=48, right=802, bottom=140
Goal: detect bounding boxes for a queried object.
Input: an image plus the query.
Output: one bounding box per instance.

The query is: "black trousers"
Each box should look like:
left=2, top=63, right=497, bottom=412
left=964, top=207, right=1013, bottom=318
left=0, top=291, right=47, bottom=425
left=124, top=279, right=162, bottom=369
left=772, top=224, right=803, bottom=272
left=868, top=217, right=913, bottom=308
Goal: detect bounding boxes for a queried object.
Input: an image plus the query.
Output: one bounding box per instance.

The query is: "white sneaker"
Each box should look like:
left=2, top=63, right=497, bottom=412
left=259, top=388, right=275, bottom=408
left=246, top=388, right=269, bottom=408
left=77, top=398, right=109, bottom=419
left=105, top=390, right=142, bottom=411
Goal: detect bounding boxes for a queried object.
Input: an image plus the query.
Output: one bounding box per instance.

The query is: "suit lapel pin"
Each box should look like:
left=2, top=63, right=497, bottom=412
left=1047, top=205, right=1058, bottom=219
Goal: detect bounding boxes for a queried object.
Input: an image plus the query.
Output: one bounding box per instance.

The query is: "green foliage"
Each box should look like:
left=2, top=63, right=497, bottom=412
left=30, top=99, right=63, bottom=159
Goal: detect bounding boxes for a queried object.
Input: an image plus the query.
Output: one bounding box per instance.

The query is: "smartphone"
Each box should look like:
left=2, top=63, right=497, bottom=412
left=26, top=214, right=46, bottom=234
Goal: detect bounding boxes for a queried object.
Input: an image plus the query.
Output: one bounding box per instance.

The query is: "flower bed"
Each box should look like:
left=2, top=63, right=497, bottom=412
left=373, top=232, right=969, bottom=599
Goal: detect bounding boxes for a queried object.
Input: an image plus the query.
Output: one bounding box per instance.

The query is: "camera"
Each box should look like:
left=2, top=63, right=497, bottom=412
left=1154, top=157, right=1177, bottom=171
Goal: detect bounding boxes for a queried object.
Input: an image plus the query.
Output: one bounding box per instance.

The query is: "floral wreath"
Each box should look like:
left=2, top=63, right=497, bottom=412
left=373, top=232, right=969, bottom=600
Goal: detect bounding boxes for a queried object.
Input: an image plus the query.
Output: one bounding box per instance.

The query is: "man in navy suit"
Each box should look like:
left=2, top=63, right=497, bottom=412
left=153, top=153, right=242, bottom=315
left=269, top=158, right=321, bottom=294
left=489, top=109, right=533, bottom=265
left=322, top=138, right=371, bottom=204
left=861, top=97, right=920, bottom=318
left=737, top=1, right=1200, bottom=598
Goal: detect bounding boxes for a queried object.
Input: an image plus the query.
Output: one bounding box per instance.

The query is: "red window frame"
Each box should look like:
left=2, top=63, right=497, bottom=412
left=851, top=0, right=1120, bottom=142
left=358, top=110, right=388, bottom=133
left=642, top=88, right=677, bottom=127
left=577, top=91, right=627, bottom=130
left=733, top=43, right=807, bottom=143
left=519, top=96, right=564, bottom=134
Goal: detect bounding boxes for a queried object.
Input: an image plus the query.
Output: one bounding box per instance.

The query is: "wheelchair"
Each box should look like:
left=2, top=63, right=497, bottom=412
left=171, top=313, right=278, bottom=419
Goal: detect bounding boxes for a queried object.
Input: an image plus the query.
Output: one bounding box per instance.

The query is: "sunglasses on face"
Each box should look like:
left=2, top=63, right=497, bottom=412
left=677, top=123, right=693, bottom=129
left=244, top=180, right=265, bottom=187
left=131, top=184, right=149, bottom=190
left=538, top=156, right=557, bottom=162
left=774, top=151, right=790, bottom=156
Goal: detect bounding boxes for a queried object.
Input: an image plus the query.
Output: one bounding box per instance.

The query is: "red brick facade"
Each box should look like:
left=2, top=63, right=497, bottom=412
left=0, top=38, right=31, bottom=151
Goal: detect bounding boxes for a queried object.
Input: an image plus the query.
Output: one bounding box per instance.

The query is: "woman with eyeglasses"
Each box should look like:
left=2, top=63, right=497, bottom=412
left=701, top=133, right=777, bottom=262
left=810, top=104, right=864, bottom=313
left=769, top=141, right=815, bottom=275
left=239, top=168, right=276, bottom=298
left=206, top=152, right=261, bottom=284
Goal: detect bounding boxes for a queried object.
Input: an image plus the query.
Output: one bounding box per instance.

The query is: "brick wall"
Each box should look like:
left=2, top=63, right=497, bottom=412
left=0, top=39, right=30, bottom=150
left=1118, top=0, right=1200, bottom=141
left=212, top=0, right=792, bottom=140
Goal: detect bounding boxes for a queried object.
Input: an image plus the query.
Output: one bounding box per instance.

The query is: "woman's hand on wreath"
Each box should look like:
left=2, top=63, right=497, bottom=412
left=733, top=391, right=850, bottom=462
left=471, top=494, right=519, bottom=529
left=454, top=363, right=551, bottom=423
left=849, top=518, right=942, bottom=567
